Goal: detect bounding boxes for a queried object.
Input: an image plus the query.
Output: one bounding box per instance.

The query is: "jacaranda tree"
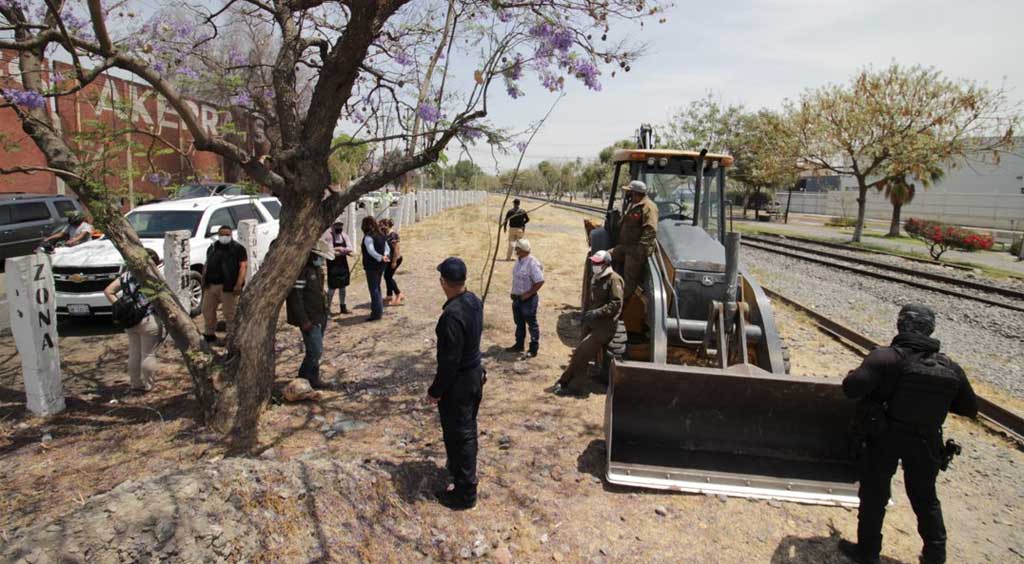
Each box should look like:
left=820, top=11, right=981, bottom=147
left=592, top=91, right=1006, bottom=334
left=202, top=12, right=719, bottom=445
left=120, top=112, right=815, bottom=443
left=0, top=0, right=664, bottom=447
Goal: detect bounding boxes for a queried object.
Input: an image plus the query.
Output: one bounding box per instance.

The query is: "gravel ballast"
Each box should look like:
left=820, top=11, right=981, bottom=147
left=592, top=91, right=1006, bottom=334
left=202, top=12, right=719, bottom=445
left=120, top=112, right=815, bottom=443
left=744, top=248, right=1024, bottom=400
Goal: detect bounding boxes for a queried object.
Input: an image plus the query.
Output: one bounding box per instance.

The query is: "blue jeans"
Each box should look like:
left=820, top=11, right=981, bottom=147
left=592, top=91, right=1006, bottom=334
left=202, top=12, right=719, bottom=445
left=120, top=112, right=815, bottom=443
left=512, top=294, right=540, bottom=348
left=366, top=269, right=384, bottom=318
left=300, top=324, right=324, bottom=384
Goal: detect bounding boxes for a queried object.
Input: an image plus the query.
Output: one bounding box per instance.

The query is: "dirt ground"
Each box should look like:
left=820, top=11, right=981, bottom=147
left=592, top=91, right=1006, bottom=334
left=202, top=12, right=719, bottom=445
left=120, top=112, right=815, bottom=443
left=1, top=197, right=1022, bottom=563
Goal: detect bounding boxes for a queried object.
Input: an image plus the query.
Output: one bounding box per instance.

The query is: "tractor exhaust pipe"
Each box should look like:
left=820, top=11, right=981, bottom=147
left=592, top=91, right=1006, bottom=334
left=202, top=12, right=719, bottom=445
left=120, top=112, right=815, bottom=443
left=723, top=232, right=741, bottom=329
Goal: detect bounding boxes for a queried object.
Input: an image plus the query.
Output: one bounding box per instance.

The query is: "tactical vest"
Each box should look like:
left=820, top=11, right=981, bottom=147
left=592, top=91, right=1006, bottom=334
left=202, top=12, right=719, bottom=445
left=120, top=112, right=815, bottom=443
left=886, top=350, right=962, bottom=432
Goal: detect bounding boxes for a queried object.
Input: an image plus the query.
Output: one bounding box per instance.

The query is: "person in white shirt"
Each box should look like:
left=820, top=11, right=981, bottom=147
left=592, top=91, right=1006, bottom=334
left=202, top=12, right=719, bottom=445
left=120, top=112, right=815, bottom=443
left=360, top=216, right=391, bottom=321
left=507, top=239, right=544, bottom=357
left=44, top=211, right=93, bottom=247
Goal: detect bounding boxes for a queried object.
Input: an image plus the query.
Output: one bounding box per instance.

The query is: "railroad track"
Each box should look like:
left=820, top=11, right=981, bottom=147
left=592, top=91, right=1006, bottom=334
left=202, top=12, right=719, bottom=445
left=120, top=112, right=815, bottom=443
left=744, top=238, right=1024, bottom=314
left=765, top=286, right=1024, bottom=447
left=749, top=232, right=976, bottom=272
left=516, top=195, right=605, bottom=215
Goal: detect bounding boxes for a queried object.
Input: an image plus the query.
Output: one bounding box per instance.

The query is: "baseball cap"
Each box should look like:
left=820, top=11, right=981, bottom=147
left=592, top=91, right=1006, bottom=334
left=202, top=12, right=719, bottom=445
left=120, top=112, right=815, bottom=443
left=589, top=250, right=612, bottom=264
left=625, top=180, right=647, bottom=194
left=514, top=239, right=531, bottom=252
left=437, top=257, right=467, bottom=282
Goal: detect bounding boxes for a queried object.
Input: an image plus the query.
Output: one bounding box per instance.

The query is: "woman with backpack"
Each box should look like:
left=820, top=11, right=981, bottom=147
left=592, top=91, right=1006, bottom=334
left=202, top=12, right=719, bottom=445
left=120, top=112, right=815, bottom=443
left=104, top=248, right=163, bottom=392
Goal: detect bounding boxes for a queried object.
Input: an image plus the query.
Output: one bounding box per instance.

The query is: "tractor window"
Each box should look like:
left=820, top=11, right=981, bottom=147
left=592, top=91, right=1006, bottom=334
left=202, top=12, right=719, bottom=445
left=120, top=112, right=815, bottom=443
left=642, top=172, right=696, bottom=220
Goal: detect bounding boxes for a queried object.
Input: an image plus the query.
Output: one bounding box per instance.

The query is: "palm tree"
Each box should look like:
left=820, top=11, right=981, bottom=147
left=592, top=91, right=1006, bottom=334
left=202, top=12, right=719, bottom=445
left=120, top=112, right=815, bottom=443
left=883, top=169, right=943, bottom=237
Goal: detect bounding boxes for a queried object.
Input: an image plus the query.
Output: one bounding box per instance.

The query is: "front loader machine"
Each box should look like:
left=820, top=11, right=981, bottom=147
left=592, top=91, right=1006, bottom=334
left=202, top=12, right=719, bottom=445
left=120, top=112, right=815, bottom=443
left=588, top=141, right=860, bottom=506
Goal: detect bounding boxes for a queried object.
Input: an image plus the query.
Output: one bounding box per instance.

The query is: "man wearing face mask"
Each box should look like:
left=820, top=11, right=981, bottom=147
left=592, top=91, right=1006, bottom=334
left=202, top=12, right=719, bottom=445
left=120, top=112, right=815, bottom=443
left=610, top=180, right=658, bottom=301
left=43, top=211, right=93, bottom=248
left=201, top=225, right=248, bottom=343
left=838, top=304, right=977, bottom=564
left=324, top=220, right=353, bottom=315
left=286, top=239, right=334, bottom=389
left=551, top=250, right=623, bottom=396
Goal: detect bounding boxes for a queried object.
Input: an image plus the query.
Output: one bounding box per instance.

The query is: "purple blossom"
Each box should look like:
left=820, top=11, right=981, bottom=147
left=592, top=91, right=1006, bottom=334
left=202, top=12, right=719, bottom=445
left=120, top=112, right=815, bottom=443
left=459, top=126, right=485, bottom=142
left=540, top=72, right=564, bottom=92
left=503, top=56, right=523, bottom=81
left=571, top=60, right=601, bottom=91
left=145, top=172, right=171, bottom=187
left=394, top=51, right=413, bottom=67
left=417, top=103, right=440, bottom=124
left=151, top=61, right=166, bottom=73
left=2, top=88, right=46, bottom=110
left=496, top=10, right=512, bottom=23
left=177, top=66, right=199, bottom=80
left=51, top=71, right=65, bottom=83
left=514, top=141, right=529, bottom=153
left=230, top=91, right=252, bottom=107
left=506, top=84, right=524, bottom=99
left=227, top=48, right=247, bottom=67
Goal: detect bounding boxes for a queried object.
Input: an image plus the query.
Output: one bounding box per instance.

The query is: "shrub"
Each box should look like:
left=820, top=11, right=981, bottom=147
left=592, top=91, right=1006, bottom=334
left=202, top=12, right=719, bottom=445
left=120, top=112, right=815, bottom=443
left=904, top=218, right=994, bottom=260
left=1011, top=237, right=1022, bottom=257
left=825, top=216, right=858, bottom=228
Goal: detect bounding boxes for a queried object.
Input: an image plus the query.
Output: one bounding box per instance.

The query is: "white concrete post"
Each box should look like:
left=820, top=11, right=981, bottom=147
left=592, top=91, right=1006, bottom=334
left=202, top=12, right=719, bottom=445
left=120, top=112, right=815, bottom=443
left=346, top=202, right=358, bottom=247
left=163, top=230, right=191, bottom=309
left=237, top=220, right=260, bottom=284
left=6, top=253, right=64, bottom=416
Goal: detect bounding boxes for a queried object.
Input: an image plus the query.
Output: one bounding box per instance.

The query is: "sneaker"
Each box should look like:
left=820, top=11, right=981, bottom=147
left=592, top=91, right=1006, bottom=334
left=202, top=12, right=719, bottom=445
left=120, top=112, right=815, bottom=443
left=437, top=489, right=477, bottom=511
left=837, top=539, right=881, bottom=564
left=527, top=348, right=538, bottom=358
left=505, top=344, right=525, bottom=353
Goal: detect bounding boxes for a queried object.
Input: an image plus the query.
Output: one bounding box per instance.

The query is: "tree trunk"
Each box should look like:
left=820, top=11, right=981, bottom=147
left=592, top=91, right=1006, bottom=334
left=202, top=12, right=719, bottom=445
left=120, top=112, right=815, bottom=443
left=852, top=181, right=868, bottom=243
left=215, top=179, right=328, bottom=446
left=887, top=202, right=903, bottom=237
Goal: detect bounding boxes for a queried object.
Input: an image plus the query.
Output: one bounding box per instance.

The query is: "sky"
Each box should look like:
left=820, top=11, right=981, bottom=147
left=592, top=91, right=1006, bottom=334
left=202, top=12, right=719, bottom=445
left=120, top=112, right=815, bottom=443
left=464, top=0, right=1024, bottom=172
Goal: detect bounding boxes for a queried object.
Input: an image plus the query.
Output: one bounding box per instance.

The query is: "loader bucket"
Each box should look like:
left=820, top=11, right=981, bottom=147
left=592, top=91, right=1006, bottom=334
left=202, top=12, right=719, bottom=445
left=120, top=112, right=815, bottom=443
left=605, top=359, right=861, bottom=506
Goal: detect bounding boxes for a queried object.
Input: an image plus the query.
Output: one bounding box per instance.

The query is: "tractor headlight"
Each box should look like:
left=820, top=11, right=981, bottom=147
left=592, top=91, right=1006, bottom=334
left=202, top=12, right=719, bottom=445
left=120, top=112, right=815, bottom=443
left=658, top=157, right=668, bottom=168
left=646, top=157, right=656, bottom=167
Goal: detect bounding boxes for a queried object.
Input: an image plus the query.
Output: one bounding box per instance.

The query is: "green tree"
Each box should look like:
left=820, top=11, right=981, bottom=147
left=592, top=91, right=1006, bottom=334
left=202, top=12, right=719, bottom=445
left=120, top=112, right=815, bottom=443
left=662, top=93, right=745, bottom=152
left=450, top=160, right=483, bottom=189
left=328, top=135, right=370, bottom=186
left=730, top=110, right=801, bottom=218
left=789, top=63, right=1021, bottom=242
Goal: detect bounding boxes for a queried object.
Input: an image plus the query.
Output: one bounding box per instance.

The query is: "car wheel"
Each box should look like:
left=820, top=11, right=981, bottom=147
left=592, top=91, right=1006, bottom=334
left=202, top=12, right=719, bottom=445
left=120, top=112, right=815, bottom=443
left=188, top=271, right=204, bottom=317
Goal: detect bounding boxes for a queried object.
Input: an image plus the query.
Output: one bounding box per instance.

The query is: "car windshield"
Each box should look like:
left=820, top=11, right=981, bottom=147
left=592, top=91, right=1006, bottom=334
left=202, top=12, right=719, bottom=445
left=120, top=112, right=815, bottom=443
left=171, top=185, right=245, bottom=199
left=127, top=210, right=204, bottom=238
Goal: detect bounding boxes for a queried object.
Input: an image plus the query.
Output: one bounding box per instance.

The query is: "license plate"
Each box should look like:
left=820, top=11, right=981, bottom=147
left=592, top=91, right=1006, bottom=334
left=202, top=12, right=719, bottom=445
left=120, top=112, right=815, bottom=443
left=67, top=304, right=91, bottom=316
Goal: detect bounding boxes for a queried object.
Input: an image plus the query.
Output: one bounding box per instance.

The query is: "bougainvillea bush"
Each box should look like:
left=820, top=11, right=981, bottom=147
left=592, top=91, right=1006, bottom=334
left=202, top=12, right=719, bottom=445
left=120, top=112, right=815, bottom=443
left=904, top=218, right=994, bottom=260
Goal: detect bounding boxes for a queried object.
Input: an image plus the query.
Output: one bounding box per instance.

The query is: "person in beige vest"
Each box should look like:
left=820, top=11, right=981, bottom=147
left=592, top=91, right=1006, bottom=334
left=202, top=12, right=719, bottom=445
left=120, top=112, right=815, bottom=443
left=552, top=250, right=623, bottom=396
left=610, top=180, right=658, bottom=300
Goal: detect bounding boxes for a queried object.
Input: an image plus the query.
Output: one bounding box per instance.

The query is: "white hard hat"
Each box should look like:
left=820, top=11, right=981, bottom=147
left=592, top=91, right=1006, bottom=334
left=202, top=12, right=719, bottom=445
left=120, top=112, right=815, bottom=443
left=625, top=180, right=647, bottom=194
left=589, top=250, right=612, bottom=264
left=514, top=239, right=532, bottom=253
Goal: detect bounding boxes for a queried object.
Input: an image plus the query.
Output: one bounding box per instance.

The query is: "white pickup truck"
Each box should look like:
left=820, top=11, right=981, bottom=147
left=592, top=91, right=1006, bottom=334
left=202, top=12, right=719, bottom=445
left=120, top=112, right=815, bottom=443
left=52, top=196, right=281, bottom=318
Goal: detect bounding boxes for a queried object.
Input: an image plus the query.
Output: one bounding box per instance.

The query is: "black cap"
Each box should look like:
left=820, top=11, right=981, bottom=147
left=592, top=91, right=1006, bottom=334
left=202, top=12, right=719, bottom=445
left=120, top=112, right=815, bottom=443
left=437, top=257, right=467, bottom=283
left=513, top=199, right=521, bottom=205
left=898, top=303, right=936, bottom=335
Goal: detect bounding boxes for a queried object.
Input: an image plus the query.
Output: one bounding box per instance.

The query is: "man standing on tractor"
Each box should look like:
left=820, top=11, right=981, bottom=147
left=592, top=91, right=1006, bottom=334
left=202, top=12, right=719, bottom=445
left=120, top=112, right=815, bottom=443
left=611, top=180, right=658, bottom=299
left=551, top=250, right=623, bottom=396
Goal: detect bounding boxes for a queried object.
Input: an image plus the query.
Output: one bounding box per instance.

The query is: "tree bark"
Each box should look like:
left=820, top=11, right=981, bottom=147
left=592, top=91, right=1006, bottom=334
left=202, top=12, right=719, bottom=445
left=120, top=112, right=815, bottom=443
left=852, top=179, right=868, bottom=243
left=887, top=202, right=903, bottom=237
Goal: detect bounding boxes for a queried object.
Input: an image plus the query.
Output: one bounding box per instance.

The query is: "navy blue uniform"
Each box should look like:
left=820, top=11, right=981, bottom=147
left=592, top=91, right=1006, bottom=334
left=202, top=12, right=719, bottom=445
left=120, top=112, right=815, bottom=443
left=430, top=291, right=485, bottom=498
left=843, top=334, right=977, bottom=564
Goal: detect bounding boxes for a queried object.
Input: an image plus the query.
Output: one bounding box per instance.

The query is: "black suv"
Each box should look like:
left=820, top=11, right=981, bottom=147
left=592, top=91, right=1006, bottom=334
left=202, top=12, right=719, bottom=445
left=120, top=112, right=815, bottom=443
left=0, top=193, right=87, bottom=269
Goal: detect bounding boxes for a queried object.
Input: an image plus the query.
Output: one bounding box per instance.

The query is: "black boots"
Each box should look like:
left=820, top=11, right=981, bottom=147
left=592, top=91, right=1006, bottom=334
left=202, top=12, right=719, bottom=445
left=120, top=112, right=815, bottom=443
left=505, top=343, right=524, bottom=353
left=436, top=486, right=476, bottom=511
left=527, top=342, right=539, bottom=358
left=838, top=539, right=881, bottom=564
left=339, top=304, right=349, bottom=314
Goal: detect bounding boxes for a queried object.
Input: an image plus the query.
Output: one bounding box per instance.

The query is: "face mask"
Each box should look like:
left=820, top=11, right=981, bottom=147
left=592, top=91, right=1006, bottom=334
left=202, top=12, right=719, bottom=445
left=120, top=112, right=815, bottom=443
left=334, top=226, right=343, bottom=233
left=591, top=264, right=604, bottom=275
left=218, top=235, right=231, bottom=244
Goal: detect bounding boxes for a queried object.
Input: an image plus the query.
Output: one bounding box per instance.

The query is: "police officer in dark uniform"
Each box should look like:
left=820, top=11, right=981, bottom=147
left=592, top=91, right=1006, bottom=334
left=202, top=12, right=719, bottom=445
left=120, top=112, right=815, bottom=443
left=839, top=304, right=977, bottom=564
left=428, top=257, right=485, bottom=510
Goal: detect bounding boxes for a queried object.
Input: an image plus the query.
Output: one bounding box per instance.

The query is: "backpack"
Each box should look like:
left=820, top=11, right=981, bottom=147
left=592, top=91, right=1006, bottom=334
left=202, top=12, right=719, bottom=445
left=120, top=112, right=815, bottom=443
left=112, top=276, right=149, bottom=329
left=886, top=350, right=962, bottom=431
